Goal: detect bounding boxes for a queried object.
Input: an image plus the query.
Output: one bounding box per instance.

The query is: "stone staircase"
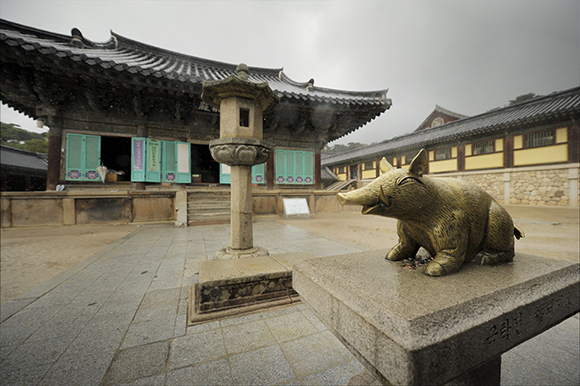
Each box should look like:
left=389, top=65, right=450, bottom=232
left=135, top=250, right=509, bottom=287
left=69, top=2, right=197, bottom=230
left=187, top=191, right=231, bottom=225
left=324, top=179, right=357, bottom=191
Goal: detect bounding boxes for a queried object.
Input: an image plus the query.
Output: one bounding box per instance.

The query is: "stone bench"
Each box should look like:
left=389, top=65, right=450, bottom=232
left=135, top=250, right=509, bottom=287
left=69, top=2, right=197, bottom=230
left=293, top=250, right=579, bottom=386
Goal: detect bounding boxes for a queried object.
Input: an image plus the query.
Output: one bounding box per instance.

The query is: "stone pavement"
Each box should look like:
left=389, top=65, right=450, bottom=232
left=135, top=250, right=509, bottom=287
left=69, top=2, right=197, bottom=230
left=0, top=220, right=578, bottom=386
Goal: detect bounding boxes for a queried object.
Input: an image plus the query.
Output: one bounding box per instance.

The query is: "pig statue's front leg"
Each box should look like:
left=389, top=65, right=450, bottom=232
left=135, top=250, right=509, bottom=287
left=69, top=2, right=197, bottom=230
left=424, top=241, right=468, bottom=276
left=386, top=221, right=420, bottom=261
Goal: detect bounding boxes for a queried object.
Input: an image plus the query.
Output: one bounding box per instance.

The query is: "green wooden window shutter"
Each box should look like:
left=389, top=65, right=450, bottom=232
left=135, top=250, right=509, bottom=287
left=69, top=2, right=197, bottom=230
left=162, top=141, right=177, bottom=182
left=66, top=133, right=83, bottom=180
left=146, top=139, right=161, bottom=182
left=131, top=137, right=146, bottom=182
left=252, top=164, right=265, bottom=184
left=66, top=133, right=101, bottom=181
left=274, top=149, right=313, bottom=184
left=220, top=163, right=231, bottom=184
left=175, top=142, right=191, bottom=183
left=303, top=151, right=313, bottom=184
left=219, top=163, right=264, bottom=184
left=275, top=149, right=286, bottom=183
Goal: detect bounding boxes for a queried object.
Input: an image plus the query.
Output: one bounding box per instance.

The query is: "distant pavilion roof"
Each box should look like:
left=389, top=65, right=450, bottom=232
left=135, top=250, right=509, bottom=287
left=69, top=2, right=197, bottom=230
left=0, top=19, right=391, bottom=142
left=414, top=105, right=469, bottom=132
left=0, top=145, right=48, bottom=172
left=322, top=86, right=580, bottom=166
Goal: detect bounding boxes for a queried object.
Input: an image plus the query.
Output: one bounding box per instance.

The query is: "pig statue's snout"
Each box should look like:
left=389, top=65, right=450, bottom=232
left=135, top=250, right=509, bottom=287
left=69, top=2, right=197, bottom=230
left=337, top=192, right=348, bottom=205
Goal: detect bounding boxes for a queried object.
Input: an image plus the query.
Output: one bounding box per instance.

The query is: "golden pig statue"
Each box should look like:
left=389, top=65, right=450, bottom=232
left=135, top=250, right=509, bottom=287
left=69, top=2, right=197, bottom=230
left=337, top=149, right=524, bottom=277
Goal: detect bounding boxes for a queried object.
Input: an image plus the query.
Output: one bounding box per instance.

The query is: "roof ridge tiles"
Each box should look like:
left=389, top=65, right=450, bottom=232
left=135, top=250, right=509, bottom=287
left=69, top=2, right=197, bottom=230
left=111, top=31, right=283, bottom=77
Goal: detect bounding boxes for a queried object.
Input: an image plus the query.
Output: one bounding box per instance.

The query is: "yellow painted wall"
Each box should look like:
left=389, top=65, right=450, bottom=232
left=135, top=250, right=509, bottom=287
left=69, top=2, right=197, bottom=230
left=514, top=144, right=568, bottom=166
left=495, top=139, right=503, bottom=152
left=429, top=159, right=458, bottom=173
left=465, top=144, right=472, bottom=156
left=465, top=153, right=504, bottom=170
left=451, top=147, right=458, bottom=158
left=362, top=170, right=376, bottom=179
left=514, top=135, right=523, bottom=149
left=429, top=151, right=435, bottom=161
left=556, top=127, right=568, bottom=143
left=337, top=173, right=347, bottom=181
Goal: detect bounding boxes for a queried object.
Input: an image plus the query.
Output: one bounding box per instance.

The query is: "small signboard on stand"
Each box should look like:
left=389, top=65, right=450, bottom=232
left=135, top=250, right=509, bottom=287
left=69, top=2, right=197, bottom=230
left=283, top=198, right=310, bottom=219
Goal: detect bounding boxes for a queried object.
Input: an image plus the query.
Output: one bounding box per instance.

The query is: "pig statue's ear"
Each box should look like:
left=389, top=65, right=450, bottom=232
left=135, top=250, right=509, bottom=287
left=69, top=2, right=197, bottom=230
left=409, top=149, right=427, bottom=177
left=379, top=157, right=394, bottom=174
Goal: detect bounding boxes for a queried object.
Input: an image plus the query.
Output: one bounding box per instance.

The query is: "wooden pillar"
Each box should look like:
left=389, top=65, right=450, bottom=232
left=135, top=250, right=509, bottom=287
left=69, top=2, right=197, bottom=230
left=457, top=145, right=465, bottom=172
left=46, top=125, right=62, bottom=191
left=504, top=136, right=513, bottom=168
left=568, top=123, right=579, bottom=163
left=314, top=152, right=322, bottom=190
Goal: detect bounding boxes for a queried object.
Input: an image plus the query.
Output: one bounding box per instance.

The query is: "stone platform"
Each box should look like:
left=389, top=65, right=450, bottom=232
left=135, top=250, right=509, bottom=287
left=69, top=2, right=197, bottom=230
left=293, top=250, right=580, bottom=386
left=189, top=252, right=315, bottom=325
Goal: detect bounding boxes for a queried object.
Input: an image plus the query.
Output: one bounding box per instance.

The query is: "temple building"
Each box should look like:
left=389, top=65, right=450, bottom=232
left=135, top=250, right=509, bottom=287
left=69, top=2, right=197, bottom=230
left=0, top=19, right=391, bottom=191
left=323, top=88, right=580, bottom=207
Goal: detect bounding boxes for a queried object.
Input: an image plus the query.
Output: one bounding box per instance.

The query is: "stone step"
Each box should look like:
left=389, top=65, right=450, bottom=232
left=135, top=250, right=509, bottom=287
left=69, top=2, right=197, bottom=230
left=187, top=210, right=231, bottom=217
left=189, top=203, right=231, bottom=211
left=188, top=197, right=231, bottom=202
left=187, top=191, right=231, bottom=225
left=188, top=193, right=230, bottom=199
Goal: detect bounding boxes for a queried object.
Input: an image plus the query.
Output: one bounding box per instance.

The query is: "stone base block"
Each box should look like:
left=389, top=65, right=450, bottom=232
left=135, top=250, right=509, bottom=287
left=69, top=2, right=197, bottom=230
left=293, top=250, right=579, bottom=386
left=212, top=245, right=269, bottom=260
left=188, top=252, right=315, bottom=325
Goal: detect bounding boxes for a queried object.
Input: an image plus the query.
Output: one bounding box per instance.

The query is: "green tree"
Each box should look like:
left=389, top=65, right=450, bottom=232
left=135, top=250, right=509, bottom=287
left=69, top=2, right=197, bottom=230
left=324, top=142, right=368, bottom=155
left=508, top=93, right=542, bottom=105
left=1, top=122, right=48, bottom=153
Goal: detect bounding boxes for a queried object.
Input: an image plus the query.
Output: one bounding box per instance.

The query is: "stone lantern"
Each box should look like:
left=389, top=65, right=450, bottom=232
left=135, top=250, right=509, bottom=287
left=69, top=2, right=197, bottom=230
left=202, top=64, right=280, bottom=259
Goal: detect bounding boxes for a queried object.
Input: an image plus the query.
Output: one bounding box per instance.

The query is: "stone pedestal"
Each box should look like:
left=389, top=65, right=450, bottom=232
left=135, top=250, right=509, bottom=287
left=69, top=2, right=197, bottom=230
left=188, top=252, right=314, bottom=324
left=293, top=250, right=579, bottom=386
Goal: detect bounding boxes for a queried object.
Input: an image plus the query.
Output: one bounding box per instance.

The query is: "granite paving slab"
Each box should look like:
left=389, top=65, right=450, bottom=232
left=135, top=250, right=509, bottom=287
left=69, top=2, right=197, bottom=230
left=102, top=340, right=170, bottom=386
left=0, top=221, right=577, bottom=386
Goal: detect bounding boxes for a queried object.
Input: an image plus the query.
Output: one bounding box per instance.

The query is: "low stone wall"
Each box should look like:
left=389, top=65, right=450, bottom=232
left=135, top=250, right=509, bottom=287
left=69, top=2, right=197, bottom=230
left=461, top=173, right=504, bottom=203
left=1, top=189, right=353, bottom=228
left=510, top=168, right=571, bottom=206
left=1, top=191, right=177, bottom=228
left=252, top=189, right=358, bottom=216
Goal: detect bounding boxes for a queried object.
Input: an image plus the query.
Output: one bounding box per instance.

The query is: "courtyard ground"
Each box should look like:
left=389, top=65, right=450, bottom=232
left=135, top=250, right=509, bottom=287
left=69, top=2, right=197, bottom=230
left=0, top=205, right=578, bottom=385
left=2, top=205, right=578, bottom=307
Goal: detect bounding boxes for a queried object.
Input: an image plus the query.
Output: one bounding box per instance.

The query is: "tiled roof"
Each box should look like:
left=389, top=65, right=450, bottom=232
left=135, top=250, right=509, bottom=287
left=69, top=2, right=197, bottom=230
left=1, top=145, right=48, bottom=172
left=322, top=87, right=580, bottom=166
left=0, top=19, right=391, bottom=108
left=414, top=105, right=468, bottom=132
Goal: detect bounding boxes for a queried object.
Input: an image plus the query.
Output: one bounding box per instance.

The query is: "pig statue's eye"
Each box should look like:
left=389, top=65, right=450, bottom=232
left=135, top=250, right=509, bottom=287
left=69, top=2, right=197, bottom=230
left=396, top=176, right=423, bottom=186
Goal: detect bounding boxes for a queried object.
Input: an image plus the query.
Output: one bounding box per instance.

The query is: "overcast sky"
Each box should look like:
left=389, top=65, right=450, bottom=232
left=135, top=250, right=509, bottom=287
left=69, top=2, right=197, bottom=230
left=1, top=0, right=578, bottom=145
